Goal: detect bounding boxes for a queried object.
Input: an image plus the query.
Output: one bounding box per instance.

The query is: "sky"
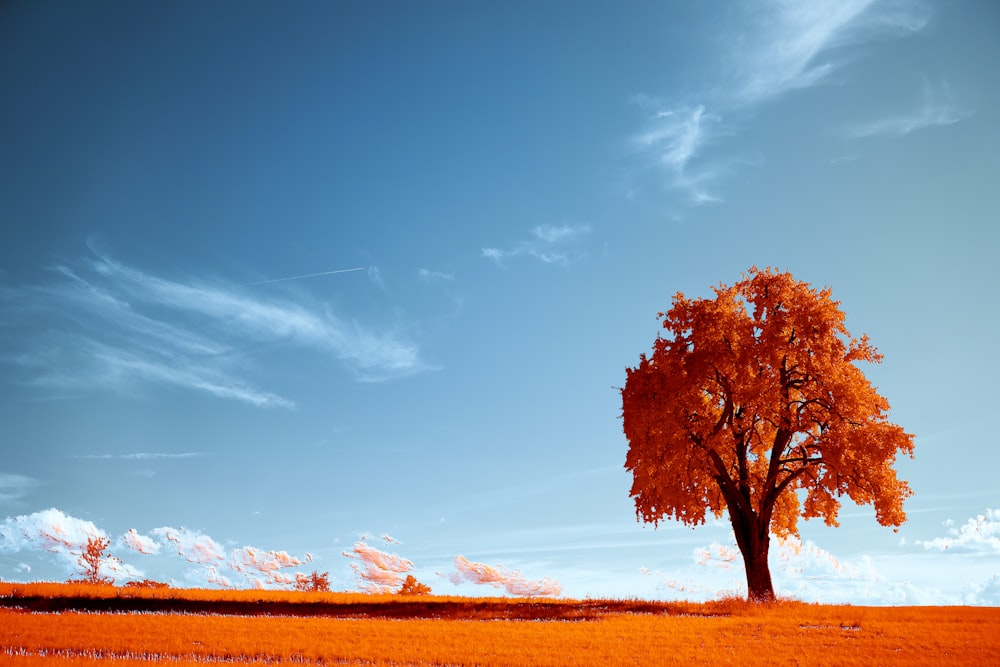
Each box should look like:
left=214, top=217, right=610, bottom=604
left=1, top=0, right=998, bottom=603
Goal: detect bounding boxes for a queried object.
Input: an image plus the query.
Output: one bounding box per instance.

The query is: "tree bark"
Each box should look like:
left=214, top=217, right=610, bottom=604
left=742, top=542, right=775, bottom=602
left=728, top=507, right=776, bottom=603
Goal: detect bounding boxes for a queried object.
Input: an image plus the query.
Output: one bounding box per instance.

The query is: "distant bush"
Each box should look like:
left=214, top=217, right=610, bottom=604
left=295, top=571, right=331, bottom=592
left=123, top=579, right=170, bottom=589
left=398, top=575, right=431, bottom=596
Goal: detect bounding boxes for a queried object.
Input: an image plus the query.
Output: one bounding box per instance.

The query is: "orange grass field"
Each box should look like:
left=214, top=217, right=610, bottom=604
left=2, top=583, right=999, bottom=666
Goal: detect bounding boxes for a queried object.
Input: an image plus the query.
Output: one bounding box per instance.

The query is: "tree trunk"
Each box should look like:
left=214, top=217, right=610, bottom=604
left=742, top=542, right=775, bottom=602
left=728, top=508, right=776, bottom=602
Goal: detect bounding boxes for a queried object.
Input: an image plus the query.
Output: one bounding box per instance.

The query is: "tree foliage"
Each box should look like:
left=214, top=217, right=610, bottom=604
left=295, top=570, right=331, bottom=593
left=76, top=536, right=115, bottom=585
left=398, top=574, right=432, bottom=596
left=621, top=267, right=914, bottom=600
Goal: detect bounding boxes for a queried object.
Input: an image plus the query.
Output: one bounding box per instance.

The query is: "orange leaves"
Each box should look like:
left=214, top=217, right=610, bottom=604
left=295, top=570, right=331, bottom=593
left=398, top=575, right=432, bottom=596
left=76, top=536, right=115, bottom=585
left=622, top=267, right=913, bottom=598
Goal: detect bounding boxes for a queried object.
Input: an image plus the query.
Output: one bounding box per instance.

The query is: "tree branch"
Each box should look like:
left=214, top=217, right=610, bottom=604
left=708, top=448, right=754, bottom=520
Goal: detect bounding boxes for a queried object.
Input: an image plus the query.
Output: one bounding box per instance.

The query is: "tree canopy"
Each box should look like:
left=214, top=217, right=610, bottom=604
left=621, top=267, right=914, bottom=600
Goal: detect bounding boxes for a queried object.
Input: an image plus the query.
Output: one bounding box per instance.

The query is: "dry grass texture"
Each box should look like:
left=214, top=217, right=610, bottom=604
left=1, top=584, right=998, bottom=666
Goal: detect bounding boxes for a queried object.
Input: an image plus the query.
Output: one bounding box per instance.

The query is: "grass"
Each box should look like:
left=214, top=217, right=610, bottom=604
left=1, top=583, right=998, bottom=665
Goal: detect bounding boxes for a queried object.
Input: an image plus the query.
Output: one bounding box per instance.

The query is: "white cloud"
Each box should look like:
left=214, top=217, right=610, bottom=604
left=0, top=508, right=104, bottom=556
left=229, top=546, right=312, bottom=587
left=417, top=268, right=455, bottom=282
left=918, top=509, right=1000, bottom=553
left=450, top=555, right=562, bottom=597
left=77, top=452, right=208, bottom=461
left=1, top=509, right=329, bottom=589
left=631, top=0, right=930, bottom=204
left=121, top=528, right=161, bottom=555
left=965, top=574, right=1000, bottom=606
left=644, top=528, right=990, bottom=605
left=342, top=539, right=414, bottom=593
left=632, top=105, right=723, bottom=204
left=150, top=526, right=226, bottom=564
left=482, top=224, right=591, bottom=267
left=0, top=473, right=37, bottom=502
left=529, top=225, right=585, bottom=244
left=0, top=508, right=142, bottom=581
left=1, top=248, right=432, bottom=406
left=846, top=79, right=965, bottom=138
left=731, top=0, right=876, bottom=105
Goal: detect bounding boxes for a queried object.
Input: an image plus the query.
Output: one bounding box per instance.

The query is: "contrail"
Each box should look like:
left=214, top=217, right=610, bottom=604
left=246, top=267, right=366, bottom=286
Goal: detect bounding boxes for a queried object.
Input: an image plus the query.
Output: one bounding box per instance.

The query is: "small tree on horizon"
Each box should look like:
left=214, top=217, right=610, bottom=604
left=295, top=570, right=331, bottom=592
left=621, top=267, right=914, bottom=602
left=76, top=535, right=116, bottom=585
left=398, top=574, right=431, bottom=596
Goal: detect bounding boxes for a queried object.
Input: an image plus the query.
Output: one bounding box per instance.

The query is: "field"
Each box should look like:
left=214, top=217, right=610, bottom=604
left=2, top=583, right=999, bottom=666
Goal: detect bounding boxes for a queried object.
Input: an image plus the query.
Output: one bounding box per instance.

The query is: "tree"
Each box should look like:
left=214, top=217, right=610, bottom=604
left=76, top=536, right=115, bottom=585
left=621, top=267, right=914, bottom=602
left=295, top=570, right=331, bottom=592
left=397, top=574, right=431, bottom=596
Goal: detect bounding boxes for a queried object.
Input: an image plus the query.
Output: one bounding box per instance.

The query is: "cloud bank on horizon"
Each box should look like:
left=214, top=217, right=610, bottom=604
left=640, top=526, right=1000, bottom=606
left=2, top=506, right=998, bottom=604
left=0, top=509, right=565, bottom=597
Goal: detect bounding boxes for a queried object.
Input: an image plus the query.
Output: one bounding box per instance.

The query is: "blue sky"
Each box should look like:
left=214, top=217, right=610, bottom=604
left=1, top=0, right=998, bottom=602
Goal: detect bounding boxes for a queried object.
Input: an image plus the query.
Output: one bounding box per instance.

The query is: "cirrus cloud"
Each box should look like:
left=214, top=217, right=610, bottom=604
left=482, top=224, right=591, bottom=267
left=0, top=246, right=433, bottom=408
left=630, top=0, right=932, bottom=205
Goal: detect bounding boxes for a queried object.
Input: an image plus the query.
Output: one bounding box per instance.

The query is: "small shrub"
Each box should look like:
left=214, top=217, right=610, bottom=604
left=295, top=570, right=331, bottom=593
left=123, top=579, right=170, bottom=589
left=398, top=575, right=431, bottom=596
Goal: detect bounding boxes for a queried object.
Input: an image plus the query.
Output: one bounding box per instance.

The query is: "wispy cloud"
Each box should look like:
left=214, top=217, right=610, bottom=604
left=482, top=224, right=591, bottom=267
left=0, top=473, right=37, bottom=503
left=230, top=546, right=313, bottom=588
left=126, top=524, right=316, bottom=588
left=417, top=268, right=455, bottom=283
left=845, top=79, right=965, bottom=138
left=449, top=555, right=562, bottom=597
left=0, top=248, right=432, bottom=407
left=150, top=526, right=226, bottom=565
left=245, top=267, right=365, bottom=286
left=729, top=0, right=904, bottom=106
left=121, top=528, right=161, bottom=555
left=631, top=102, right=722, bottom=205
left=76, top=452, right=209, bottom=461
left=342, top=537, right=414, bottom=593
left=631, top=0, right=930, bottom=204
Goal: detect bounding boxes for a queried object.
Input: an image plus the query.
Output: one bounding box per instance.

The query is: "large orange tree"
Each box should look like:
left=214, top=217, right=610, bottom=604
left=621, top=267, right=914, bottom=601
